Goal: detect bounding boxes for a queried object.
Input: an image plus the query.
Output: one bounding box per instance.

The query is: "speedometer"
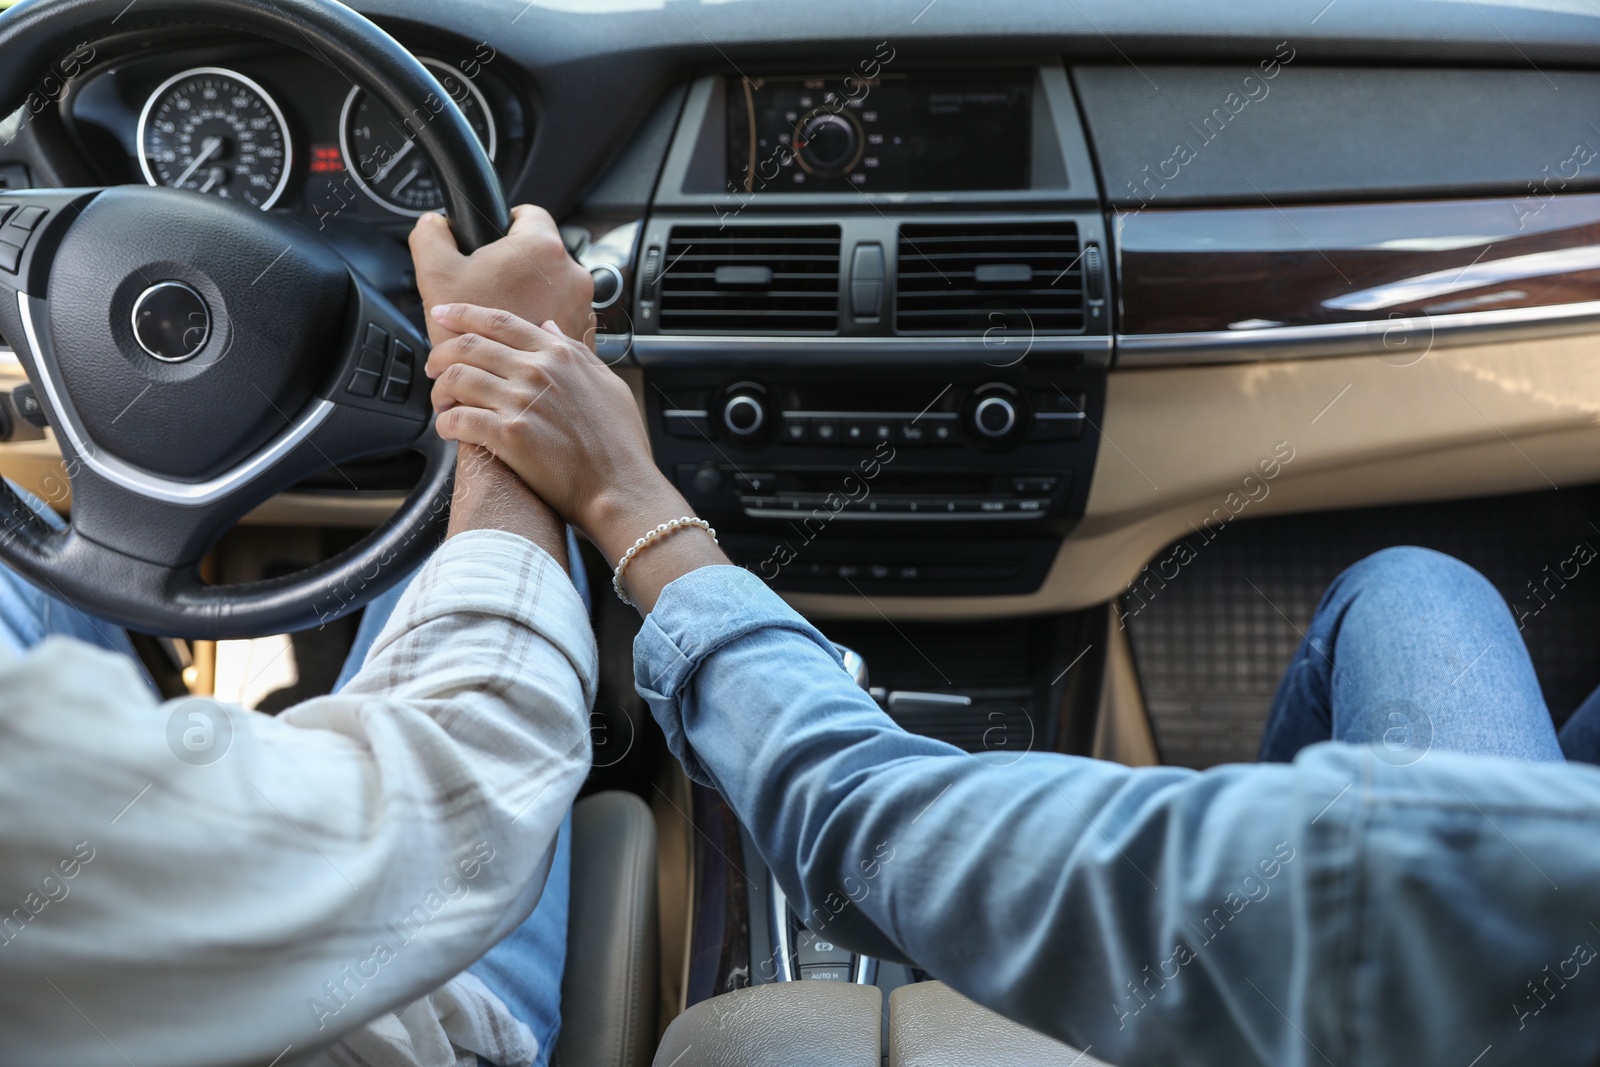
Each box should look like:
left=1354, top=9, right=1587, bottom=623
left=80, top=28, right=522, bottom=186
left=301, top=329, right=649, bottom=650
left=137, top=67, right=291, bottom=210
left=339, top=58, right=496, bottom=216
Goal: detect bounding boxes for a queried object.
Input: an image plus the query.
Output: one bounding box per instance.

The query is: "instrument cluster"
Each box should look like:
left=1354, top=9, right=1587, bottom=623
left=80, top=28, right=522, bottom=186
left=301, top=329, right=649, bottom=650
left=64, top=39, right=525, bottom=226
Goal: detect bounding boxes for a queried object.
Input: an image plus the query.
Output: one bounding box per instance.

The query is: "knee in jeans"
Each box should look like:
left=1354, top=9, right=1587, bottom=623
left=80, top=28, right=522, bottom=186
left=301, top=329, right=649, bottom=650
left=1343, top=546, right=1492, bottom=602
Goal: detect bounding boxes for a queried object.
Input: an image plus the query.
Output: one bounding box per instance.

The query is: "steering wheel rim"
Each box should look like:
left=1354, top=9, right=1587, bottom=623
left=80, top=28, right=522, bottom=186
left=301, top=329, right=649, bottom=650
left=0, top=0, right=510, bottom=639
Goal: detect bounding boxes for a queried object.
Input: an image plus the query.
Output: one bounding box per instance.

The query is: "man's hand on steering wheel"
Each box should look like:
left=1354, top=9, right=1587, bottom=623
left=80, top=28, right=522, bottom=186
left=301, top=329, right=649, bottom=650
left=0, top=0, right=523, bottom=638
left=408, top=203, right=593, bottom=560
left=409, top=205, right=595, bottom=350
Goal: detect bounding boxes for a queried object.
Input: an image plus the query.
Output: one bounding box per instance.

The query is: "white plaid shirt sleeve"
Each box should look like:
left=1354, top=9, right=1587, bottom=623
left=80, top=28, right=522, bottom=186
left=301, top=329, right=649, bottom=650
left=0, top=529, right=596, bottom=1067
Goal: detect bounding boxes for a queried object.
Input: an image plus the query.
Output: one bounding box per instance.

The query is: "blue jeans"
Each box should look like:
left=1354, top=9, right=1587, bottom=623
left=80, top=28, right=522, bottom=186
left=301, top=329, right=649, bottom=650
left=0, top=485, right=585, bottom=1067
left=1257, top=545, right=1600, bottom=765
left=642, top=550, right=1600, bottom=1064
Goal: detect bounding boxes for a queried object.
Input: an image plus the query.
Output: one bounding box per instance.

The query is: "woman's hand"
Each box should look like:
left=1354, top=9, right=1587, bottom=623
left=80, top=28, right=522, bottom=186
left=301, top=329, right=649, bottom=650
left=425, top=302, right=727, bottom=609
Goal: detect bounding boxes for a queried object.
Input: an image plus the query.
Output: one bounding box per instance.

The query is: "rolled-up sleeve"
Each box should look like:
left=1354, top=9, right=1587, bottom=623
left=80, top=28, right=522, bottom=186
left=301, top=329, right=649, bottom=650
left=0, top=530, right=595, bottom=1067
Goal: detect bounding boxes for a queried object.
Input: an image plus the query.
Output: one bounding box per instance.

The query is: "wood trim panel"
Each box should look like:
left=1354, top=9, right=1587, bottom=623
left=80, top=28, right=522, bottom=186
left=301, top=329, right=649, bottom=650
left=1118, top=193, right=1600, bottom=335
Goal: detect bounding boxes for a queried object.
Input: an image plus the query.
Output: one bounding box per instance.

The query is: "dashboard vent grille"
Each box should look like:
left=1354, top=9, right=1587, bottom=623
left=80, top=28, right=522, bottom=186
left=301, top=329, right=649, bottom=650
left=895, top=221, right=1084, bottom=334
left=658, top=224, right=841, bottom=333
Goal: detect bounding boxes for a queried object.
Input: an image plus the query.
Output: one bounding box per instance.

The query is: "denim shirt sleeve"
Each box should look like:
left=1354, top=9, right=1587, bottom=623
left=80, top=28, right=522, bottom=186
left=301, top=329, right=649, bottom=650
left=634, top=565, right=1600, bottom=1067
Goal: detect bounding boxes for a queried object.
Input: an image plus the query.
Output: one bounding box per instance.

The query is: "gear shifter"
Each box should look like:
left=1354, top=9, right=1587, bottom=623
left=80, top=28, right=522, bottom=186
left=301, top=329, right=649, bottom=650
left=836, top=644, right=868, bottom=689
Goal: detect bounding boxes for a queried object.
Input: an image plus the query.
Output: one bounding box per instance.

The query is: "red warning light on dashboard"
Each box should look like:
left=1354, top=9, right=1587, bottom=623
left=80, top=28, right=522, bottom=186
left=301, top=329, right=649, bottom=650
left=310, top=146, right=346, bottom=173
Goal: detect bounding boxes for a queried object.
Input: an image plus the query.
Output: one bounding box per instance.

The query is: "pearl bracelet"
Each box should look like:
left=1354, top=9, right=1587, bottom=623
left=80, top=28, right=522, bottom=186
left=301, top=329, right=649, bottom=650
left=612, top=516, right=717, bottom=606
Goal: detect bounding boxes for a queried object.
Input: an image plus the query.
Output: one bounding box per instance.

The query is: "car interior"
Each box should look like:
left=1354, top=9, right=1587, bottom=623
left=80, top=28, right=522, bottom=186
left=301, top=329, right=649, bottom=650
left=4, top=0, right=1600, bottom=1063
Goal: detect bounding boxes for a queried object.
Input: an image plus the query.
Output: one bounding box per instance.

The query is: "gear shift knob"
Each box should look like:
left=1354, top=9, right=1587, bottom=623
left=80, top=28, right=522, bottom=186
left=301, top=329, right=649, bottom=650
left=835, top=645, right=868, bottom=690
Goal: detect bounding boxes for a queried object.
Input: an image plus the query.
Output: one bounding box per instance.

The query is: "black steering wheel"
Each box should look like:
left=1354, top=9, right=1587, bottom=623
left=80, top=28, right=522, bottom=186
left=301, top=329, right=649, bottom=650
left=0, top=0, right=509, bottom=639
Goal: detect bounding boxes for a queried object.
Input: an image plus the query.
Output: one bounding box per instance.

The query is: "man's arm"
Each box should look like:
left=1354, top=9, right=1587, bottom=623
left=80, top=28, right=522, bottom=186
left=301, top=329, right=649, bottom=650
left=0, top=460, right=594, bottom=1067
left=0, top=212, right=595, bottom=1067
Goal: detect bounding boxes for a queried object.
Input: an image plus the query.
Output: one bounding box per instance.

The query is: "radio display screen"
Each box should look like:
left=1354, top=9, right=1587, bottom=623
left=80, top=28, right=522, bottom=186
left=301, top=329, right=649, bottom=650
left=725, top=72, right=1032, bottom=194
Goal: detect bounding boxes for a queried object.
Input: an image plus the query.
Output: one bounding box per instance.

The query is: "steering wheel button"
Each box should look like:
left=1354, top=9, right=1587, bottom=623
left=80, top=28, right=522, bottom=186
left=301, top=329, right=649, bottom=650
left=356, top=346, right=386, bottom=374
left=0, top=204, right=13, bottom=226
left=387, top=344, right=414, bottom=386
left=11, top=385, right=46, bottom=427
left=380, top=375, right=411, bottom=404
left=0, top=242, right=18, bottom=273
left=363, top=323, right=389, bottom=350
left=346, top=368, right=380, bottom=398
left=11, top=206, right=45, bottom=232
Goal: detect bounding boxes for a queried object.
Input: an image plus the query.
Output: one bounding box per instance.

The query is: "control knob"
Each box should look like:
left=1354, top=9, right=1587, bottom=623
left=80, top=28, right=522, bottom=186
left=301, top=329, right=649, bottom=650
left=965, top=383, right=1026, bottom=447
left=792, top=109, right=864, bottom=178
left=973, top=395, right=1017, bottom=438
left=720, top=384, right=770, bottom=440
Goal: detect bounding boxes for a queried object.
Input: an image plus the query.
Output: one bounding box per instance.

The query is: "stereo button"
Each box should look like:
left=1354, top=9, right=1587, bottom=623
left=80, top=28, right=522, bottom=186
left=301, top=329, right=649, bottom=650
left=664, top=410, right=710, bottom=438
left=1012, top=477, right=1057, bottom=495
left=1032, top=413, right=1086, bottom=441
left=734, top=473, right=777, bottom=493
left=810, top=419, right=840, bottom=443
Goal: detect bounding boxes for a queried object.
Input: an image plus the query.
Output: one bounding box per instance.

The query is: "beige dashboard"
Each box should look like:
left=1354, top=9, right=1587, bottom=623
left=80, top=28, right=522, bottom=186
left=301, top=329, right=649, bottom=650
left=791, top=331, right=1600, bottom=620
left=4, top=339, right=1598, bottom=622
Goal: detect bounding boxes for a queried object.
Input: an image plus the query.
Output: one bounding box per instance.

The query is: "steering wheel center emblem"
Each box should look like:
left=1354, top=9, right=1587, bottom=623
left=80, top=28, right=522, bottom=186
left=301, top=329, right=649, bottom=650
left=131, top=281, right=210, bottom=362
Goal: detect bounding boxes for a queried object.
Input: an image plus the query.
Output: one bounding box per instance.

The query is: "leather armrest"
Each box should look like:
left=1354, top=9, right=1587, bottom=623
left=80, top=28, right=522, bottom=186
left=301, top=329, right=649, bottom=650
left=888, top=981, right=1112, bottom=1067
left=554, top=791, right=659, bottom=1067
left=652, top=982, right=882, bottom=1067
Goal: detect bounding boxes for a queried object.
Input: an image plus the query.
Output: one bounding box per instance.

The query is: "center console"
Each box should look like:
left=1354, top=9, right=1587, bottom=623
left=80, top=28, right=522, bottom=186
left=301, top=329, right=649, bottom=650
left=595, top=61, right=1117, bottom=1029
left=627, top=63, right=1111, bottom=598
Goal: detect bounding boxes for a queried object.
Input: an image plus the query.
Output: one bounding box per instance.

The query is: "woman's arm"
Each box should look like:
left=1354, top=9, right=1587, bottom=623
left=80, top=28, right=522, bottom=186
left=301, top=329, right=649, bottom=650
left=417, top=301, right=1600, bottom=1067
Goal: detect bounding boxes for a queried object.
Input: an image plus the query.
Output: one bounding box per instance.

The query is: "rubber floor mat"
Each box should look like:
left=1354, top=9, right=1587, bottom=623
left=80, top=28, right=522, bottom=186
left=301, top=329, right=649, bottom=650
left=1121, top=485, right=1600, bottom=769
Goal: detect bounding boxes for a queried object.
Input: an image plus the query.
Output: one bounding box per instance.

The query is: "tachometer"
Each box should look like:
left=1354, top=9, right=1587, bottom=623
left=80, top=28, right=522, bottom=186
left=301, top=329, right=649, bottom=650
left=137, top=67, right=292, bottom=210
left=339, top=57, right=496, bottom=216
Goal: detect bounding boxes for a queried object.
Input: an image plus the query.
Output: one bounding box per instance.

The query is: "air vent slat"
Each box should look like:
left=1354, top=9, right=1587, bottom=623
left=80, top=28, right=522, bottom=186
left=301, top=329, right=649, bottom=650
left=895, top=221, right=1085, bottom=335
left=659, top=224, right=841, bottom=334
left=671, top=255, right=841, bottom=264
left=905, top=250, right=1084, bottom=260
left=899, top=288, right=1083, bottom=299
left=660, top=291, right=839, bottom=301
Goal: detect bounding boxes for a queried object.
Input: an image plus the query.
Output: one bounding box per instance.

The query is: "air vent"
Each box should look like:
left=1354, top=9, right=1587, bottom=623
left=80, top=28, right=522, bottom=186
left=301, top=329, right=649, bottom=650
left=658, top=224, right=841, bottom=333
left=895, top=221, right=1084, bottom=334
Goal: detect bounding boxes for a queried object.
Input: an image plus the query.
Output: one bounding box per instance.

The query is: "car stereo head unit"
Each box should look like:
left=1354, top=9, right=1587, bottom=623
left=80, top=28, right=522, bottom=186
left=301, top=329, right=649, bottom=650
left=653, top=65, right=1099, bottom=209
left=726, top=71, right=1032, bottom=194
